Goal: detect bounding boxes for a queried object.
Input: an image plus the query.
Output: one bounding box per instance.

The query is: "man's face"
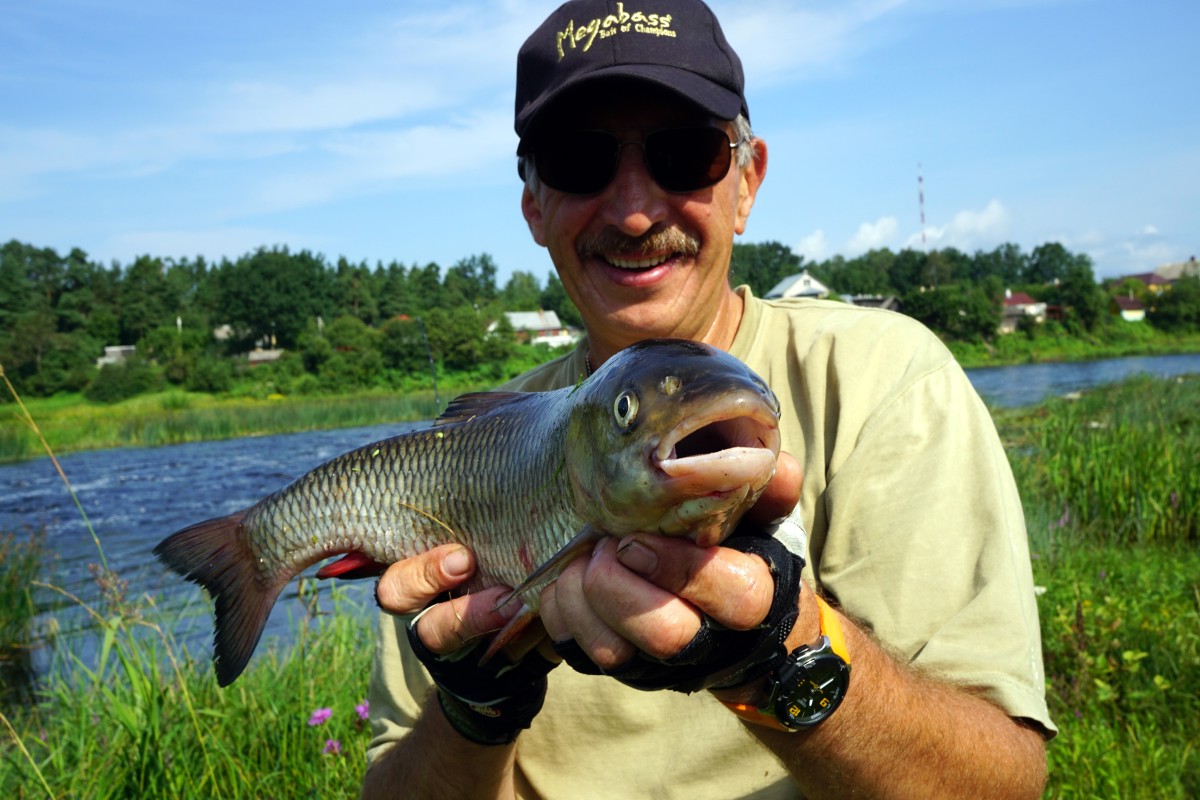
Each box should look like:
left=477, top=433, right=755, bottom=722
left=521, top=86, right=766, bottom=350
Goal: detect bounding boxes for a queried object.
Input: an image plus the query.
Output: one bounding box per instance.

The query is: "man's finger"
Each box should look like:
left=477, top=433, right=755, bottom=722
left=614, top=535, right=774, bottom=631
left=747, top=450, right=802, bottom=524
left=375, top=544, right=474, bottom=615
left=413, top=585, right=519, bottom=656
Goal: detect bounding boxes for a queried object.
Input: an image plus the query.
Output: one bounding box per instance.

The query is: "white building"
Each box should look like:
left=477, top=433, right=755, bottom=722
left=494, top=310, right=579, bottom=348
left=765, top=270, right=831, bottom=300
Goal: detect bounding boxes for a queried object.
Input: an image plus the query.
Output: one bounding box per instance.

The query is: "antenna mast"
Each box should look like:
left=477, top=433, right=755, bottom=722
left=918, top=163, right=927, bottom=249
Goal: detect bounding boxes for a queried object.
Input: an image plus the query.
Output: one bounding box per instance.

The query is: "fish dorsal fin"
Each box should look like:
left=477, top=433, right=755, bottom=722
left=435, top=392, right=528, bottom=426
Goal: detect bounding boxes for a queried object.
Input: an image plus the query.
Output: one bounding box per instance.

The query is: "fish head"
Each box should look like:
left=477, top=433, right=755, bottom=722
left=565, top=339, right=782, bottom=547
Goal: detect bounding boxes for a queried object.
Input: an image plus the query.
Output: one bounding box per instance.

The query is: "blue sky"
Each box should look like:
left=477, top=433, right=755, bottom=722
left=2, top=0, right=1196, bottom=283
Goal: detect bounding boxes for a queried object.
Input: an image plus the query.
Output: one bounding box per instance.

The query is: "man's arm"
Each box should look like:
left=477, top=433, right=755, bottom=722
left=361, top=547, right=524, bottom=800
left=361, top=694, right=519, bottom=800
left=715, top=583, right=1047, bottom=799
left=541, top=533, right=1047, bottom=799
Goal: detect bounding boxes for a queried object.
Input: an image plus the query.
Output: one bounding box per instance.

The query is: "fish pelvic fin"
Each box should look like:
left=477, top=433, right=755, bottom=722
left=153, top=511, right=286, bottom=687
left=497, top=525, right=605, bottom=612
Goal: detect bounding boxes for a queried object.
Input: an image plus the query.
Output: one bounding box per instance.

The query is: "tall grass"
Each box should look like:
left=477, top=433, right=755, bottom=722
left=1001, top=374, right=1199, bottom=545
left=0, top=390, right=443, bottom=463
left=2, top=583, right=374, bottom=798
left=0, top=532, right=44, bottom=707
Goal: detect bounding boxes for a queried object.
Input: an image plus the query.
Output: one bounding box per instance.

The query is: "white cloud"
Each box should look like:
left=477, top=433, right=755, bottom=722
left=719, top=0, right=911, bottom=85
left=795, top=229, right=829, bottom=262
left=909, top=199, right=1011, bottom=251
left=846, top=216, right=898, bottom=254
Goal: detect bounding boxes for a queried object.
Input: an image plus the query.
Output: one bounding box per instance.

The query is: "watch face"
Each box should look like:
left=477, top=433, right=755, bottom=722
left=775, top=653, right=851, bottom=729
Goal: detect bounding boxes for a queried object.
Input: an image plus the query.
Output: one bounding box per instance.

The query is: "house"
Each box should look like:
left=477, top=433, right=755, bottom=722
left=1123, top=272, right=1172, bottom=294
left=765, top=270, right=830, bottom=300
left=843, top=294, right=901, bottom=313
left=1111, top=296, right=1146, bottom=322
left=999, top=290, right=1047, bottom=334
left=496, top=310, right=579, bottom=348
left=96, top=345, right=136, bottom=367
left=1154, top=256, right=1198, bottom=283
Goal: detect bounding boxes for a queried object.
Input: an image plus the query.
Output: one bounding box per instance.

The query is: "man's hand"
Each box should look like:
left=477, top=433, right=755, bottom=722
left=538, top=452, right=805, bottom=682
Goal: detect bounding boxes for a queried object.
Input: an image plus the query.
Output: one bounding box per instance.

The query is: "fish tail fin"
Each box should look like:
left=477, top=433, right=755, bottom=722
left=154, top=511, right=286, bottom=686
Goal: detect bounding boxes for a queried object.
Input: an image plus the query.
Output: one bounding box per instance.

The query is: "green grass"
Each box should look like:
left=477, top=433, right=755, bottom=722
left=2, top=372, right=1199, bottom=797
left=948, top=324, right=1200, bottom=369
left=2, top=584, right=374, bottom=798
left=0, top=532, right=43, bottom=708
left=999, top=374, right=1199, bottom=546
left=0, top=390, right=443, bottom=463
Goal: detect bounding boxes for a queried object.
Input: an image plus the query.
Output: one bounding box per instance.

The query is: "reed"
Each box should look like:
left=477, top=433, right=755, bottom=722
left=1001, top=374, right=1199, bottom=546
left=0, top=390, right=446, bottom=463
left=0, top=531, right=44, bottom=707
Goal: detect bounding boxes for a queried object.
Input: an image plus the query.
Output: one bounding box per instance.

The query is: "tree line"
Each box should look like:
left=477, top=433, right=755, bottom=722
left=2, top=238, right=1197, bottom=402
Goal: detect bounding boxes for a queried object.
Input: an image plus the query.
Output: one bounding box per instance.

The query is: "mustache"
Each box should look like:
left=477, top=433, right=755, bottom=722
left=576, top=226, right=701, bottom=260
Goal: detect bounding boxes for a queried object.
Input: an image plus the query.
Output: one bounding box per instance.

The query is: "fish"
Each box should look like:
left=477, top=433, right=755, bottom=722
left=154, top=338, right=782, bottom=686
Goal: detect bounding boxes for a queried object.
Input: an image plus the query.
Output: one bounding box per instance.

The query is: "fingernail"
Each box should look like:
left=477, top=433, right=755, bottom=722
left=616, top=538, right=657, bottom=575
left=444, top=547, right=471, bottom=578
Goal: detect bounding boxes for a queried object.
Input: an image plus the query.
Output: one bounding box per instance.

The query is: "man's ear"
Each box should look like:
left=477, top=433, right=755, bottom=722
left=522, top=183, right=547, bottom=246
left=734, top=139, right=768, bottom=236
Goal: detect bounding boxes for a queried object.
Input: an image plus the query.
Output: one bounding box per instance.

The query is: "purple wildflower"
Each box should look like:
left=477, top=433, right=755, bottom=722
left=323, top=738, right=342, bottom=755
left=308, top=707, right=332, bottom=727
left=356, top=700, right=370, bottom=721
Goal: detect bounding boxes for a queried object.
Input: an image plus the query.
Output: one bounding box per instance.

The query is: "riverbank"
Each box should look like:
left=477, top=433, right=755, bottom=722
left=5, top=332, right=1200, bottom=464
left=947, top=323, right=1200, bottom=369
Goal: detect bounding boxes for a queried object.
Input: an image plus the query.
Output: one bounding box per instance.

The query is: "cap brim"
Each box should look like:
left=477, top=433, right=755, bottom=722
left=517, top=64, right=745, bottom=147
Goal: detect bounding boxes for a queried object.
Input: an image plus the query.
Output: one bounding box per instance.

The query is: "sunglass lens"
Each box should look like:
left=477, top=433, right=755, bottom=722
left=646, top=128, right=732, bottom=192
left=534, top=131, right=618, bottom=194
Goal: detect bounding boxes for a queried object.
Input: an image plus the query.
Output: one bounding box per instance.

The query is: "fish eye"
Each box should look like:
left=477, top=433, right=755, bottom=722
left=613, top=391, right=639, bottom=428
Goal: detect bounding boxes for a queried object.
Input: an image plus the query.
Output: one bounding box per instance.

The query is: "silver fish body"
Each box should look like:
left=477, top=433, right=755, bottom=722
left=155, top=339, right=781, bottom=685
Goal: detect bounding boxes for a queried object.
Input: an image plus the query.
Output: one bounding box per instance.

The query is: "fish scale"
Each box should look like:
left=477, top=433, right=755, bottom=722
left=155, top=339, right=782, bottom=686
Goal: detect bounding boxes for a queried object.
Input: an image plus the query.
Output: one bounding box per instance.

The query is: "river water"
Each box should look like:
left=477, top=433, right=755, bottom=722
left=3, top=352, right=1200, bottom=688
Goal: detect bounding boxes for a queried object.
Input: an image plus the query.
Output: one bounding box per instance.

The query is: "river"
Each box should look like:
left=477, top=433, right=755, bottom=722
left=3, top=351, right=1200, bottom=688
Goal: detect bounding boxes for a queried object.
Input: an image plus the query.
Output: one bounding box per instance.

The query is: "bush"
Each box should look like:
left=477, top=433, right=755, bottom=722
left=185, top=356, right=234, bottom=393
left=84, top=359, right=162, bottom=403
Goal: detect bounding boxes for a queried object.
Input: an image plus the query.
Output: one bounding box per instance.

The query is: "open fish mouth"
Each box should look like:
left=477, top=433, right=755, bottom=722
left=652, top=390, right=782, bottom=497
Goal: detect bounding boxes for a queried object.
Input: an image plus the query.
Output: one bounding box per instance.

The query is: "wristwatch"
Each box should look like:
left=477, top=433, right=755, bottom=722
left=721, top=595, right=851, bottom=731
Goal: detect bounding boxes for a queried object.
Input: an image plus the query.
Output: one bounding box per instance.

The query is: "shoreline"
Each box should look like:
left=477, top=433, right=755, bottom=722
left=5, top=341, right=1200, bottom=465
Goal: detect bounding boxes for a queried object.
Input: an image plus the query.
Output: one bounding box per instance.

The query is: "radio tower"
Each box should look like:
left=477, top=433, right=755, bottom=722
left=917, top=163, right=927, bottom=249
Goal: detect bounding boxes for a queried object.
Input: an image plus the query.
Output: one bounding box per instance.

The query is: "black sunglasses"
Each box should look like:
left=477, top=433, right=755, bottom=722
left=521, top=126, right=744, bottom=195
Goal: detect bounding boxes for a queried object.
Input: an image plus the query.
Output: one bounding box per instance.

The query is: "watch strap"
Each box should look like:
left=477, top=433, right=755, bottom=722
left=719, top=595, right=849, bottom=730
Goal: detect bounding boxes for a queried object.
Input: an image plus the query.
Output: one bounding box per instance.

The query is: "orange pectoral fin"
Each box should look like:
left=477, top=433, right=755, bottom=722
left=315, top=551, right=388, bottom=580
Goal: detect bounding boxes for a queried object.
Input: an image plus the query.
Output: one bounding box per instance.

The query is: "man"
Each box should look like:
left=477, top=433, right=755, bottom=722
left=362, top=1, right=1055, bottom=797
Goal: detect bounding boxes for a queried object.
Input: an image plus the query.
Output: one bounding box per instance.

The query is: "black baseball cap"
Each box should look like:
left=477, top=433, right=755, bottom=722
left=515, top=0, right=748, bottom=149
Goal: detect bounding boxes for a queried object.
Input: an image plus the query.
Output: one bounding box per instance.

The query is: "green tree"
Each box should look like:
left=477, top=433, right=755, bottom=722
left=319, top=315, right=382, bottom=389
left=334, top=257, right=380, bottom=324
left=1148, top=275, right=1200, bottom=332
left=730, top=241, right=802, bottom=296
left=120, top=255, right=177, bottom=345
left=215, top=247, right=335, bottom=349
left=501, top=271, right=545, bottom=311
left=1044, top=253, right=1104, bottom=332
left=539, top=273, right=583, bottom=328
left=443, top=254, right=499, bottom=309
left=901, top=284, right=1000, bottom=342
left=1025, top=242, right=1073, bottom=285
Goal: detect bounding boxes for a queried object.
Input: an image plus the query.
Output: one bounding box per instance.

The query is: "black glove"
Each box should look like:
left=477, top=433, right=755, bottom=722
left=552, top=527, right=803, bottom=694
left=407, top=609, right=558, bottom=746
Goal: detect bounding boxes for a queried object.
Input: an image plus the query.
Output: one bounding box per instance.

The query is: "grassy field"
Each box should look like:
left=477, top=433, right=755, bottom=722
left=2, top=374, right=1198, bottom=797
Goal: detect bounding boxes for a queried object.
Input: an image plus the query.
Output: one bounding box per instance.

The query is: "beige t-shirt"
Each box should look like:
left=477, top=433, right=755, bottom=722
left=366, top=288, right=1055, bottom=799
